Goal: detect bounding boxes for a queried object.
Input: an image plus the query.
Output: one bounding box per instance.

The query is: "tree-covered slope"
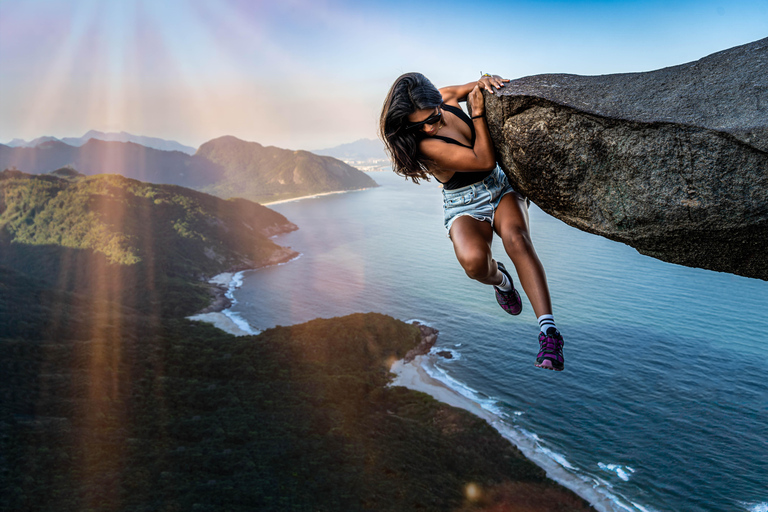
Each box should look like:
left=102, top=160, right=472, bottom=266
left=0, top=306, right=593, bottom=512
left=195, top=136, right=378, bottom=202
left=0, top=169, right=297, bottom=314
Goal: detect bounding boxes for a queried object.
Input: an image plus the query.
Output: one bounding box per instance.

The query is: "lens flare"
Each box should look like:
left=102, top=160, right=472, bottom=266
left=465, top=481, right=482, bottom=501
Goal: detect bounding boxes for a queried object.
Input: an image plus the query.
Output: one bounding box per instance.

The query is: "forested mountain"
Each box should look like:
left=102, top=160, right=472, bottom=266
left=0, top=169, right=297, bottom=311
left=195, top=136, right=378, bottom=202
left=0, top=135, right=377, bottom=204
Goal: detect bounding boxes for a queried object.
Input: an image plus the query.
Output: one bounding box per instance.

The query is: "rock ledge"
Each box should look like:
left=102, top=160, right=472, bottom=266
left=486, top=37, right=768, bottom=280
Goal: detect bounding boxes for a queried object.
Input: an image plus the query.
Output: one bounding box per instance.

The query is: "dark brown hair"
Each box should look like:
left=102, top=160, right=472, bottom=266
left=379, top=72, right=443, bottom=183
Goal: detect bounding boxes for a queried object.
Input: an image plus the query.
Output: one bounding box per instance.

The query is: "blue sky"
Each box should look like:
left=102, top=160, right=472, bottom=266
left=1, top=0, right=766, bottom=150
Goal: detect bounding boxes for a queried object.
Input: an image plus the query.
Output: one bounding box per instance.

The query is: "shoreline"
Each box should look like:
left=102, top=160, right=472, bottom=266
left=187, top=271, right=261, bottom=336
left=390, top=355, right=499, bottom=424
left=390, top=355, right=636, bottom=512
left=189, top=269, right=637, bottom=511
left=261, top=186, right=373, bottom=206
left=187, top=251, right=303, bottom=337
left=193, top=186, right=378, bottom=331
left=189, top=269, right=629, bottom=511
left=188, top=272, right=632, bottom=511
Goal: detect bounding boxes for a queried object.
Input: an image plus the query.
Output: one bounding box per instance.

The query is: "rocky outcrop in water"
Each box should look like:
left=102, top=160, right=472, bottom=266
left=485, top=37, right=768, bottom=280
left=403, top=322, right=439, bottom=363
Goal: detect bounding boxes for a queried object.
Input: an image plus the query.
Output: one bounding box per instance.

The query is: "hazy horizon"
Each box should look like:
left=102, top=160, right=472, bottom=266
left=1, top=129, right=384, bottom=152
left=1, top=0, right=767, bottom=150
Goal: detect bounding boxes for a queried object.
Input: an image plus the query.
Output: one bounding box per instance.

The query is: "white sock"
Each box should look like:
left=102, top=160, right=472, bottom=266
left=495, top=269, right=512, bottom=292
left=537, top=314, right=557, bottom=334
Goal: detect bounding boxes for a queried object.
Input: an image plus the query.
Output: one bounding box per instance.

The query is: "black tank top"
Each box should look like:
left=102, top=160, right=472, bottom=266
left=429, top=103, right=493, bottom=190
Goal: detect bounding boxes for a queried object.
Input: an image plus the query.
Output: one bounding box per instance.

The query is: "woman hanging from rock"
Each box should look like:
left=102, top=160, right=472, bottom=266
left=379, top=72, right=565, bottom=371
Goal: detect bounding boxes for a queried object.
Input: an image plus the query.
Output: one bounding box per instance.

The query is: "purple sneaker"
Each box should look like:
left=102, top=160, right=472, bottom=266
left=494, top=262, right=522, bottom=315
left=535, top=328, right=564, bottom=371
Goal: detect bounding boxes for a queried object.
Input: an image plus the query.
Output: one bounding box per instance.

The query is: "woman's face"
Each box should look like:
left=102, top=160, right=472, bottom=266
left=407, top=106, right=442, bottom=136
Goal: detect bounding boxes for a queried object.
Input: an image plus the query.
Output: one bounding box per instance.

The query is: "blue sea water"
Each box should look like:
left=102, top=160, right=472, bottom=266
left=229, top=172, right=768, bottom=512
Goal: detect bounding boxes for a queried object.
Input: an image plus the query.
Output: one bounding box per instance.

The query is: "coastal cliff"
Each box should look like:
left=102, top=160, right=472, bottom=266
left=485, top=37, right=768, bottom=280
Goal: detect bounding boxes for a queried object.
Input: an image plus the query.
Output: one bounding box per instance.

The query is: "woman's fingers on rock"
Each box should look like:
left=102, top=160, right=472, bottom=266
left=477, top=81, right=495, bottom=94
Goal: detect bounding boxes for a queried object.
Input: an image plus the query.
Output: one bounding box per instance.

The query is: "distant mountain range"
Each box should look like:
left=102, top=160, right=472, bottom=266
left=5, top=133, right=390, bottom=163
left=314, top=138, right=387, bottom=161
left=0, top=134, right=377, bottom=203
left=314, top=138, right=390, bottom=170
left=6, top=130, right=197, bottom=154
left=0, top=139, right=220, bottom=188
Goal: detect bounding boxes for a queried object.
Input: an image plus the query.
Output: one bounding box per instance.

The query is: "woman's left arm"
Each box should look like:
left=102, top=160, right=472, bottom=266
left=439, top=74, right=509, bottom=103
left=418, top=84, right=497, bottom=171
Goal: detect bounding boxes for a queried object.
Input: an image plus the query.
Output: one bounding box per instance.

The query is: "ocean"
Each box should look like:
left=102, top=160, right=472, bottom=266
left=227, top=171, right=767, bottom=512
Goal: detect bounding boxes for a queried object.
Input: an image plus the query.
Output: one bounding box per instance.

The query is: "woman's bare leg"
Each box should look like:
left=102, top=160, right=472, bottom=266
left=448, top=215, right=505, bottom=286
left=452, top=205, right=564, bottom=370
left=492, top=193, right=553, bottom=318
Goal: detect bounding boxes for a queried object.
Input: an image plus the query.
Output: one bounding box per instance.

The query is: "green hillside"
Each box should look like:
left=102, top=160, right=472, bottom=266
left=0, top=169, right=297, bottom=314
left=195, top=136, right=378, bottom=203
left=0, top=171, right=592, bottom=512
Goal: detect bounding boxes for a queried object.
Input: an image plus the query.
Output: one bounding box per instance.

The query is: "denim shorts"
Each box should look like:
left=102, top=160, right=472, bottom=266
left=442, top=165, right=519, bottom=235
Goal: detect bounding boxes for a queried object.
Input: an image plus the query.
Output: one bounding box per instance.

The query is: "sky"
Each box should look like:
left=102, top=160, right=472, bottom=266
left=1, top=0, right=766, bottom=151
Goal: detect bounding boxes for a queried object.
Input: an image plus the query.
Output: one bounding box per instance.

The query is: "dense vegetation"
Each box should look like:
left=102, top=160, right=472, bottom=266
left=0, top=171, right=591, bottom=511
left=0, top=169, right=297, bottom=313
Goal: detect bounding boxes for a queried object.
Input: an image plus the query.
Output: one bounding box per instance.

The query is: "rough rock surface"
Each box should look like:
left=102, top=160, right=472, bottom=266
left=403, top=322, right=439, bottom=363
left=485, top=37, right=768, bottom=280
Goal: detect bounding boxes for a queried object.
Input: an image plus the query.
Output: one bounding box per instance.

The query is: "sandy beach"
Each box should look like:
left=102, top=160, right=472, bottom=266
left=187, top=311, right=253, bottom=336
left=389, top=355, right=499, bottom=424
left=261, top=187, right=371, bottom=206
left=187, top=272, right=259, bottom=337
left=207, top=272, right=235, bottom=287
left=390, top=355, right=624, bottom=512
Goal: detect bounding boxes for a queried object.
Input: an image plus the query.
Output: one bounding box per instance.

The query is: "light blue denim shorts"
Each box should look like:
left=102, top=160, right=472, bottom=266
left=442, top=165, right=519, bottom=235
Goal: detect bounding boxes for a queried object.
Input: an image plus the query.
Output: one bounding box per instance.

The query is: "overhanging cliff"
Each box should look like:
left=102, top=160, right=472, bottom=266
left=486, top=37, right=768, bottom=280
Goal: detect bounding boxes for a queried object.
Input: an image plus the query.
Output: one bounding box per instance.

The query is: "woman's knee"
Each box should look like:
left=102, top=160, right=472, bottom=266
left=501, top=226, right=533, bottom=256
left=457, top=251, right=493, bottom=281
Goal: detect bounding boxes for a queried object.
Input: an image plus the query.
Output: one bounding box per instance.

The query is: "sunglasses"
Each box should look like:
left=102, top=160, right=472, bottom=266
left=407, top=106, right=442, bottom=130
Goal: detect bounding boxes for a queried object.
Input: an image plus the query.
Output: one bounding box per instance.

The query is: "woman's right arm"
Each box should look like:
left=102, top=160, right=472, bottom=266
left=439, top=74, right=508, bottom=103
